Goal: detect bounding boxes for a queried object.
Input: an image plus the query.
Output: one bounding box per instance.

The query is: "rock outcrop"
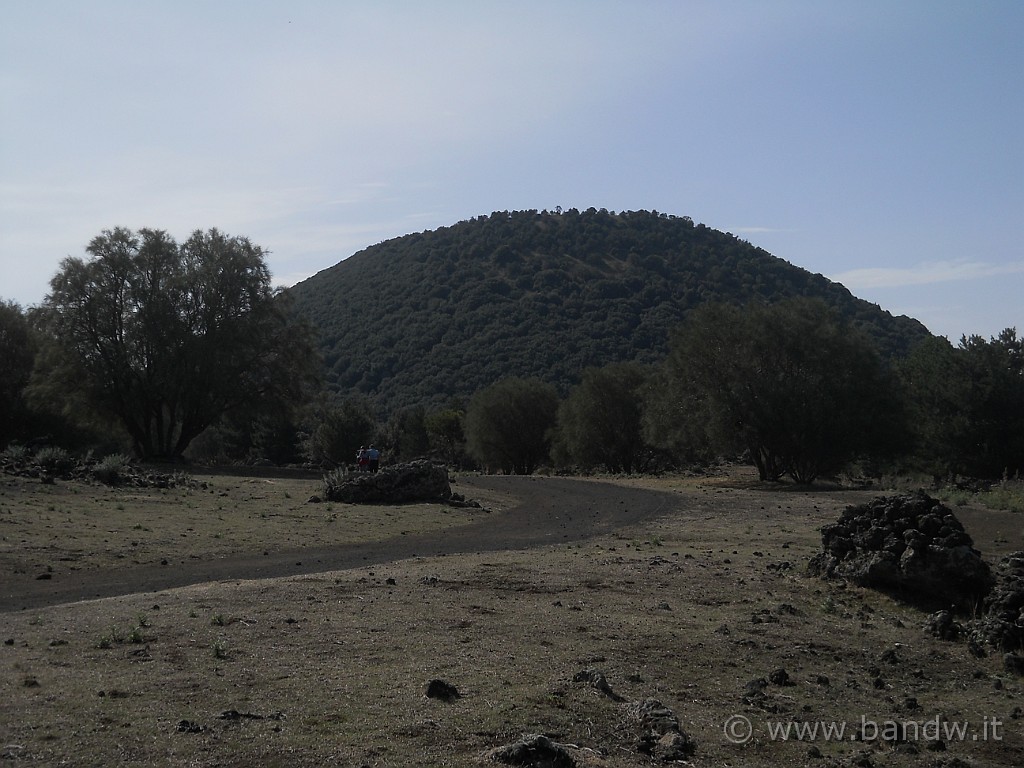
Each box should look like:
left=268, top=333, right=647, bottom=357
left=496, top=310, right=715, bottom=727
left=807, top=492, right=993, bottom=608
left=964, top=552, right=1024, bottom=652
left=322, top=460, right=453, bottom=504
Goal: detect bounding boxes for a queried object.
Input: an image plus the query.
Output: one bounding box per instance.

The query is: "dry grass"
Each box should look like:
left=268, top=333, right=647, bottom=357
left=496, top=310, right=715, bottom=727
left=2, top=470, right=1023, bottom=767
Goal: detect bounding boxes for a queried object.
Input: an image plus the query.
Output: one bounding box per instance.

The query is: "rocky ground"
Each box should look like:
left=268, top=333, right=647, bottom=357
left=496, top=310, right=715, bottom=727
left=1, top=468, right=1023, bottom=766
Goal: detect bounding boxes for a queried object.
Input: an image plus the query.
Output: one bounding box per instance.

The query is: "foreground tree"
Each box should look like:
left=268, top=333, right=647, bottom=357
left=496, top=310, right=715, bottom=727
left=555, top=362, right=652, bottom=473
left=35, top=227, right=318, bottom=459
left=465, top=377, right=558, bottom=474
left=653, top=299, right=900, bottom=482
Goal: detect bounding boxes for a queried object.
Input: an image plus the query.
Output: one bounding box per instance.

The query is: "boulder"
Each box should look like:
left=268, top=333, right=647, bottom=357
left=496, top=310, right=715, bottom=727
left=964, top=552, right=1024, bottom=652
left=322, top=460, right=452, bottom=504
left=484, top=734, right=575, bottom=767
left=807, top=492, right=993, bottom=608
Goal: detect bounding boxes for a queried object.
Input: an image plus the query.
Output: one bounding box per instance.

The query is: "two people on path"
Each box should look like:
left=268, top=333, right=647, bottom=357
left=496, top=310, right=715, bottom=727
left=356, top=445, right=381, bottom=472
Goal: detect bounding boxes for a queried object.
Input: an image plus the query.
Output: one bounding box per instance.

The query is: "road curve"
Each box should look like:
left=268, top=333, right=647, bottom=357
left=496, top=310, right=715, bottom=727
left=1, top=475, right=678, bottom=612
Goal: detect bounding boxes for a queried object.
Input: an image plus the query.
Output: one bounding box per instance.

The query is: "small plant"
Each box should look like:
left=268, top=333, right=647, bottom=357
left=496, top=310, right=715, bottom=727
left=1, top=444, right=29, bottom=463
left=212, top=638, right=229, bottom=659
left=322, top=468, right=350, bottom=501
left=92, top=453, right=132, bottom=486
left=35, top=446, right=75, bottom=474
left=211, top=614, right=225, bottom=626
left=822, top=595, right=837, bottom=615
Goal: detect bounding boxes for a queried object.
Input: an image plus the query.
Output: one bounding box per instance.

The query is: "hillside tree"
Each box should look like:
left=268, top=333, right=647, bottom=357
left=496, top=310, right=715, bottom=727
left=35, top=227, right=319, bottom=459
left=465, top=377, right=558, bottom=474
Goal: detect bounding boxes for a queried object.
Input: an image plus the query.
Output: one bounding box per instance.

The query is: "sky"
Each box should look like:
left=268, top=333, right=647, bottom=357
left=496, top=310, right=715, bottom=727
left=1, top=0, right=1021, bottom=341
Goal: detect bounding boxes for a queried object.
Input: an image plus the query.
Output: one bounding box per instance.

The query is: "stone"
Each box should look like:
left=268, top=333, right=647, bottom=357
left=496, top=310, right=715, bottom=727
left=624, top=698, right=697, bottom=759
left=484, top=734, right=575, bottom=767
left=425, top=678, right=460, bottom=702
left=807, top=492, right=992, bottom=608
left=323, top=460, right=453, bottom=504
left=963, top=552, right=1024, bottom=651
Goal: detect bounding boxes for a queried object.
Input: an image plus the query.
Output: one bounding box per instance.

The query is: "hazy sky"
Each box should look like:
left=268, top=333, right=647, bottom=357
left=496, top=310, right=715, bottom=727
left=2, top=1, right=1021, bottom=340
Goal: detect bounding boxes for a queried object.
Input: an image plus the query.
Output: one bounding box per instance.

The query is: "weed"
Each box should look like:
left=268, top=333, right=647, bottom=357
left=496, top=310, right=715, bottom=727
left=212, top=638, right=229, bottom=659
left=211, top=614, right=226, bottom=626
left=92, top=454, right=132, bottom=486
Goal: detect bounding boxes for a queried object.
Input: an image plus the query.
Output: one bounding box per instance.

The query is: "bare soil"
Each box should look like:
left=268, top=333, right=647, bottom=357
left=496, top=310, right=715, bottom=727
left=2, top=468, right=1023, bottom=767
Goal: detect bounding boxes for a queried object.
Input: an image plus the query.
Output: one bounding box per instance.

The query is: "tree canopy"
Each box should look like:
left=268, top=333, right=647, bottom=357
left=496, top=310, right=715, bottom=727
left=288, top=209, right=929, bottom=414
left=35, top=227, right=319, bottom=459
left=651, top=299, right=901, bottom=483
left=464, top=377, right=558, bottom=474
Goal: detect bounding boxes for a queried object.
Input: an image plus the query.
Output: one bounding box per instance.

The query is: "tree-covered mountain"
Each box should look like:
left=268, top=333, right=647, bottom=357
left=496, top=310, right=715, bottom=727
left=287, top=208, right=931, bottom=413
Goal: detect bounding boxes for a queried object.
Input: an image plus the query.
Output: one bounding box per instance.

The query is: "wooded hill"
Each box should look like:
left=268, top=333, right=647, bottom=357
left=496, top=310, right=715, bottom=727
left=287, top=209, right=931, bottom=413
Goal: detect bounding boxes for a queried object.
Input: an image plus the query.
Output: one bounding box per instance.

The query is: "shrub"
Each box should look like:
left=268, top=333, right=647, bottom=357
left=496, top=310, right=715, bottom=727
left=92, top=453, right=132, bottom=486
left=34, top=446, right=75, bottom=474
left=1, top=444, right=29, bottom=463
left=322, top=467, right=351, bottom=499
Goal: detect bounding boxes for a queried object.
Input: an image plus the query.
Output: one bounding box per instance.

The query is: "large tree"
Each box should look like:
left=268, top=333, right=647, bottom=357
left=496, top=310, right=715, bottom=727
left=464, top=377, right=558, bottom=474
left=652, top=299, right=901, bottom=483
left=36, top=227, right=318, bottom=459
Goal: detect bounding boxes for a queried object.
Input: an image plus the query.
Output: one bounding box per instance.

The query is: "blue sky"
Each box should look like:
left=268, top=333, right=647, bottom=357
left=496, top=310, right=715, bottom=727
left=2, top=1, right=1021, bottom=341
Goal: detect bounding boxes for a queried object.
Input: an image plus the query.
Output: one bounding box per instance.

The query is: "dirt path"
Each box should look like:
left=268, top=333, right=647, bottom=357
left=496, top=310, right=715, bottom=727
left=1, top=475, right=678, bottom=613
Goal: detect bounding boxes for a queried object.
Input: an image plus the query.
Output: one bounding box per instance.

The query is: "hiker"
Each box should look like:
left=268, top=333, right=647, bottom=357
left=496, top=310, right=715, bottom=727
left=356, top=446, right=369, bottom=471
left=367, top=445, right=380, bottom=473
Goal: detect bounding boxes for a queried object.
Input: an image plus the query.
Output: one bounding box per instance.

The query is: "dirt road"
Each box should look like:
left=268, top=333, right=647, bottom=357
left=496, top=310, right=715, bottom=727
left=1, top=475, right=678, bottom=612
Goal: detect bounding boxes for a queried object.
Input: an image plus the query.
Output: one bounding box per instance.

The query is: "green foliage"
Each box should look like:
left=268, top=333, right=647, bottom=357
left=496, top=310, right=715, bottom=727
left=0, top=300, right=36, bottom=448
left=34, top=227, right=319, bottom=460
left=91, top=453, right=132, bottom=486
left=288, top=209, right=929, bottom=413
left=304, top=397, right=376, bottom=467
left=555, top=362, right=654, bottom=473
left=424, top=407, right=466, bottom=466
left=652, top=299, right=901, bottom=483
left=381, top=406, right=430, bottom=462
left=899, top=329, right=1024, bottom=479
left=34, top=446, right=75, bottom=474
left=464, top=377, right=559, bottom=474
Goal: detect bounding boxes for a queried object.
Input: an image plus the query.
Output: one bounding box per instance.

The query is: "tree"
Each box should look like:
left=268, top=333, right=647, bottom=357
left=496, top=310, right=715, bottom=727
left=464, top=377, right=558, bottom=474
left=304, top=397, right=376, bottom=467
left=899, top=329, right=1024, bottom=479
left=35, top=227, right=319, bottom=459
left=424, top=406, right=465, bottom=466
left=555, top=362, right=652, bottom=473
left=381, top=405, right=431, bottom=462
left=654, top=299, right=900, bottom=483
left=0, top=301, right=36, bottom=447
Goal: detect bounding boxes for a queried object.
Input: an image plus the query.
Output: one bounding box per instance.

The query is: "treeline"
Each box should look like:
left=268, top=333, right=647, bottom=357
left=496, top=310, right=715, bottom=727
left=2, top=224, right=1021, bottom=484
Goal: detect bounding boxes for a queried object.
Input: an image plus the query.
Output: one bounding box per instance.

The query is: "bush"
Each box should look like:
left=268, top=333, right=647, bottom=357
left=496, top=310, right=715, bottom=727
left=92, top=453, right=132, bottom=486
left=34, top=446, right=75, bottom=474
left=1, top=443, right=29, bottom=463
left=322, top=467, right=351, bottom=499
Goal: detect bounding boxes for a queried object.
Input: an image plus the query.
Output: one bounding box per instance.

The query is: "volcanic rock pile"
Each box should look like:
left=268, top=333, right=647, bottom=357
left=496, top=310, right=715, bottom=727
left=807, top=491, right=993, bottom=608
